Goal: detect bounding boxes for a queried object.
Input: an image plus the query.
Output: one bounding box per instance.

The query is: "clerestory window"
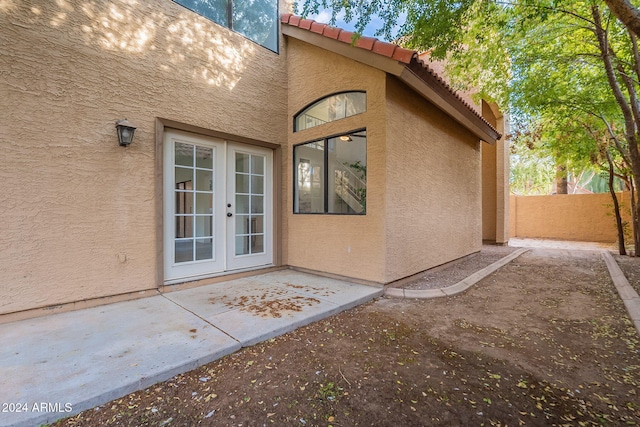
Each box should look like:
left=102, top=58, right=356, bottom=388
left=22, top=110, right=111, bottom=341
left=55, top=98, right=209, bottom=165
left=294, top=92, right=367, bottom=131
left=294, top=130, right=367, bottom=215
left=173, top=0, right=278, bottom=52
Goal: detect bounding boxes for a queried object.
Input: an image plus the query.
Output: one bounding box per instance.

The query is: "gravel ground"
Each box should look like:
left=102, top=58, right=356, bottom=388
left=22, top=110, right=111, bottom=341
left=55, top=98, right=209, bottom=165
left=50, top=246, right=640, bottom=427
left=395, top=245, right=519, bottom=290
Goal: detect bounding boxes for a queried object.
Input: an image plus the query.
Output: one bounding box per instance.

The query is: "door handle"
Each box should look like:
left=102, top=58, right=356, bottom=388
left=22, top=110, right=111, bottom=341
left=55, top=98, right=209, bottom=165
left=227, top=212, right=233, bottom=217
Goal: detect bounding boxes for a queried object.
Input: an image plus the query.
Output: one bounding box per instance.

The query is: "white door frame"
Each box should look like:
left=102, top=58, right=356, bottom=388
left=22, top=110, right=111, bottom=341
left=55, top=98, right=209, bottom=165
left=163, top=131, right=273, bottom=283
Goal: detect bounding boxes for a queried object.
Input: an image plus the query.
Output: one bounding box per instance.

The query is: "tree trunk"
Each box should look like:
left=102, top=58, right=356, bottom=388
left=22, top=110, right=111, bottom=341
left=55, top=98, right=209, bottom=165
left=605, top=0, right=640, bottom=39
left=556, top=165, right=568, bottom=194
left=606, top=151, right=626, bottom=255
left=592, top=5, right=640, bottom=255
left=629, top=179, right=640, bottom=256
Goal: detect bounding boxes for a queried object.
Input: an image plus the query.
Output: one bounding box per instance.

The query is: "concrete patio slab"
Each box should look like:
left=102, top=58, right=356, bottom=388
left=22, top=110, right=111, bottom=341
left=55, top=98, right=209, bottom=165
left=165, top=271, right=384, bottom=347
left=209, top=296, right=341, bottom=347
left=255, top=270, right=383, bottom=307
left=0, top=296, right=240, bottom=427
left=164, top=276, right=299, bottom=317
left=0, top=270, right=382, bottom=427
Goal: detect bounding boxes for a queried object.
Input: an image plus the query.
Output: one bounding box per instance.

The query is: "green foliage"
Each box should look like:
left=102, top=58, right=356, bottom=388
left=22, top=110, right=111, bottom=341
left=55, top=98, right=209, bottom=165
left=298, top=0, right=637, bottom=202
left=296, top=0, right=475, bottom=55
left=510, top=143, right=556, bottom=195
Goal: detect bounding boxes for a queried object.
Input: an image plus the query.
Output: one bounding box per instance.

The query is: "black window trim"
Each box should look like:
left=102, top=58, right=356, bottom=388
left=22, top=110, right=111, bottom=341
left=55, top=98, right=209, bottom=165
left=293, top=127, right=367, bottom=216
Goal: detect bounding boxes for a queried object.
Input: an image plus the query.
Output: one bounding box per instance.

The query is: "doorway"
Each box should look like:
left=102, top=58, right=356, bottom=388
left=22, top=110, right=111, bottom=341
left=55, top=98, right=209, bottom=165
left=163, top=130, right=273, bottom=283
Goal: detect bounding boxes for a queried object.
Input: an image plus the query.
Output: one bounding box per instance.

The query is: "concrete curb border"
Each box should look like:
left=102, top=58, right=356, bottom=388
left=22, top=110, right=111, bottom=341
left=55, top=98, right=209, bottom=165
left=385, top=248, right=530, bottom=299
left=601, top=251, right=640, bottom=337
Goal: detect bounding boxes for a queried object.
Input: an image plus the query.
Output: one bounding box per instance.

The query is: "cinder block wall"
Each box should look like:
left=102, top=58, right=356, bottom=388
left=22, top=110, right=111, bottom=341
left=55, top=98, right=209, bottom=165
left=509, top=193, right=631, bottom=243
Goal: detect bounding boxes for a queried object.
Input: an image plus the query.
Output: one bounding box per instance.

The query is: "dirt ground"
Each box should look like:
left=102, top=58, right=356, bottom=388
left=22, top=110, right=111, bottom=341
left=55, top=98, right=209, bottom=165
left=52, top=247, right=640, bottom=427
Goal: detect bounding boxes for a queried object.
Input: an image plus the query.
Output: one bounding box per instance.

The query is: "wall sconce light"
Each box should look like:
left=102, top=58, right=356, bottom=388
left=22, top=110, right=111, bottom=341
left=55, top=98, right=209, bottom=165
left=339, top=135, right=353, bottom=142
left=115, top=119, right=137, bottom=146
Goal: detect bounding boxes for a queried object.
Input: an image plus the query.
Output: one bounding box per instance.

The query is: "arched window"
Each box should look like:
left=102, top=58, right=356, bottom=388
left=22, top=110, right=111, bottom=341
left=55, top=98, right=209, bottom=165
left=294, top=92, right=366, bottom=131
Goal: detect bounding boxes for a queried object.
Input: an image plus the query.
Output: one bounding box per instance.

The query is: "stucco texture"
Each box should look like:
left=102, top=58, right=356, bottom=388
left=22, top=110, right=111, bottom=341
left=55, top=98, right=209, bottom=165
left=284, top=39, right=387, bottom=283
left=480, top=101, right=510, bottom=244
left=284, top=38, right=483, bottom=284
left=510, top=193, right=630, bottom=243
left=1, top=1, right=287, bottom=314
left=384, top=76, right=482, bottom=283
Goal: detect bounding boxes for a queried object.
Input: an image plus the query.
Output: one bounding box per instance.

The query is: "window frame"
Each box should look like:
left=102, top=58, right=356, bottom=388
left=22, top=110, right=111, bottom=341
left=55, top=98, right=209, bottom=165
left=293, top=91, right=367, bottom=132
left=293, top=128, right=367, bottom=216
left=172, top=0, right=279, bottom=53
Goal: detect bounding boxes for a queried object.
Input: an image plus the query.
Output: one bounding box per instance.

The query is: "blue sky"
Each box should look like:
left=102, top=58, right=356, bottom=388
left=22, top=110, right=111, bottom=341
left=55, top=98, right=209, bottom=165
left=302, top=8, right=404, bottom=42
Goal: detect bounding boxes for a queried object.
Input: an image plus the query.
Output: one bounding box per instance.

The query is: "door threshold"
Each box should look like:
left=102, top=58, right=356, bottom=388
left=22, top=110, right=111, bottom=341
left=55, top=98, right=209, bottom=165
left=160, top=265, right=284, bottom=293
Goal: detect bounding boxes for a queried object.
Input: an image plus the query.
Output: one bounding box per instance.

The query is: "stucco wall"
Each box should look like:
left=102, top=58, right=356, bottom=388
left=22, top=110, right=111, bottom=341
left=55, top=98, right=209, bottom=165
left=285, top=39, right=387, bottom=283
left=480, top=101, right=510, bottom=245
left=384, top=76, right=482, bottom=282
left=481, top=104, right=498, bottom=241
left=510, top=193, right=630, bottom=243
left=1, top=1, right=287, bottom=314
left=482, top=141, right=498, bottom=241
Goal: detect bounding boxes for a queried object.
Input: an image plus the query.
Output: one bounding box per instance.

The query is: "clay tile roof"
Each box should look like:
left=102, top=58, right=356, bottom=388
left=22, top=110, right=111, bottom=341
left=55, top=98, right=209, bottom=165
left=281, top=13, right=416, bottom=64
left=299, top=18, right=313, bottom=30
left=280, top=13, right=501, bottom=141
left=309, top=21, right=326, bottom=34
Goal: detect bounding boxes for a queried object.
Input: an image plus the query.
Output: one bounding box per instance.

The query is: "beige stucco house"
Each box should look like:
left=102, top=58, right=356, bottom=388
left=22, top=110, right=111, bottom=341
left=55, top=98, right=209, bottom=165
left=1, top=1, right=508, bottom=321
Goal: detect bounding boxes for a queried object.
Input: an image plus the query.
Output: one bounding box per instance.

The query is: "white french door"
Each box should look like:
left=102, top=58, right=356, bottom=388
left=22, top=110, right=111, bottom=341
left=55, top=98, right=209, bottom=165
left=226, top=144, right=273, bottom=270
left=163, top=131, right=273, bottom=282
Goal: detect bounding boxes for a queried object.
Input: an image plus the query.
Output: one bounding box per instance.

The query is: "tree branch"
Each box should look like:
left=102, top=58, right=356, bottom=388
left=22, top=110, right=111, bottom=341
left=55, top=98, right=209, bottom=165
left=605, top=0, right=640, bottom=39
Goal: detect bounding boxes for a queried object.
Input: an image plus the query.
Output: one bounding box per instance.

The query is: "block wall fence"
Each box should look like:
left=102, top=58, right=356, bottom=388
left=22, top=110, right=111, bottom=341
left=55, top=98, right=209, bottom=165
left=509, top=192, right=632, bottom=243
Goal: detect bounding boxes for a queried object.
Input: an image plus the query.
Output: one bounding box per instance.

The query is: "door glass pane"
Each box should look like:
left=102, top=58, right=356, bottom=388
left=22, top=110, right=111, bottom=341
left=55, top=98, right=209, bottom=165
left=236, top=174, right=250, bottom=193
left=195, top=170, right=212, bottom=191
left=195, top=216, right=212, bottom=237
left=251, top=235, right=264, bottom=253
left=175, top=142, right=193, bottom=166
left=175, top=167, right=192, bottom=188
left=235, top=235, right=249, bottom=255
left=236, top=215, right=250, bottom=234
left=232, top=151, right=268, bottom=259
left=236, top=153, right=250, bottom=173
left=251, top=196, right=264, bottom=213
left=169, top=139, right=220, bottom=272
left=175, top=216, right=193, bottom=238
left=251, top=176, right=264, bottom=194
left=175, top=240, right=193, bottom=263
left=195, top=146, right=213, bottom=169
left=175, top=192, right=193, bottom=215
left=252, top=215, right=264, bottom=234
left=251, top=155, right=264, bottom=175
left=195, top=193, right=211, bottom=214
left=236, top=195, right=250, bottom=214
left=195, top=238, right=213, bottom=260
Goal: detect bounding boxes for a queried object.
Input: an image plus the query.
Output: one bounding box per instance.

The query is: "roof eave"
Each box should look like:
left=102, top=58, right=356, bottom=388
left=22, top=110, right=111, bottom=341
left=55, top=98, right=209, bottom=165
left=282, top=25, right=406, bottom=76
left=401, top=64, right=501, bottom=144
left=282, top=22, right=501, bottom=144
